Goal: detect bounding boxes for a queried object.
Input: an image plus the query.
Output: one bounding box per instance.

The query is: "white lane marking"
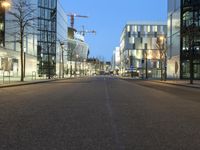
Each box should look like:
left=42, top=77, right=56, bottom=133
left=104, top=80, right=125, bottom=150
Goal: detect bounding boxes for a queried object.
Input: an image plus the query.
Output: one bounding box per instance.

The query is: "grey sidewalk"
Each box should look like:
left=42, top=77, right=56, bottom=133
left=0, top=76, right=68, bottom=88
left=0, top=75, right=87, bottom=88
left=119, top=77, right=200, bottom=89
left=150, top=79, right=200, bottom=89
left=0, top=78, right=56, bottom=88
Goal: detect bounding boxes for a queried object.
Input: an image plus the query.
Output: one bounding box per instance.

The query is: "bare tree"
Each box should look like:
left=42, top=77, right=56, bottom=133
left=67, top=40, right=77, bottom=77
left=156, top=37, right=167, bottom=81
left=7, top=0, right=37, bottom=81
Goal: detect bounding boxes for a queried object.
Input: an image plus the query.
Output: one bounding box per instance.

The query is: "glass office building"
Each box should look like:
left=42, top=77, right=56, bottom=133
left=67, top=35, right=89, bottom=76
left=167, top=0, right=181, bottom=79
left=168, top=0, right=200, bottom=79
left=181, top=0, right=200, bottom=79
left=56, top=1, right=68, bottom=77
left=0, top=0, right=68, bottom=78
left=37, top=0, right=68, bottom=77
left=37, top=0, right=57, bottom=76
left=1, top=0, right=38, bottom=77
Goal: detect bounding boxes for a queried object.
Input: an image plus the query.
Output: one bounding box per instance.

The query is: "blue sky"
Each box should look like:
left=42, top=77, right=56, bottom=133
left=61, top=0, right=167, bottom=61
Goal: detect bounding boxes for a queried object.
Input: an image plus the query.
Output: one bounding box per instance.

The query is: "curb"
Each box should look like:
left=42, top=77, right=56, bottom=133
left=0, top=79, right=56, bottom=89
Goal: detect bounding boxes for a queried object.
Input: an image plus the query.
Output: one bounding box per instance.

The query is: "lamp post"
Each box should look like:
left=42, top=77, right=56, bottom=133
left=145, top=52, right=148, bottom=79
left=142, top=43, right=148, bottom=80
left=1, top=0, right=11, bottom=8
left=40, top=53, right=43, bottom=76
left=60, top=42, right=65, bottom=78
left=23, top=47, right=26, bottom=79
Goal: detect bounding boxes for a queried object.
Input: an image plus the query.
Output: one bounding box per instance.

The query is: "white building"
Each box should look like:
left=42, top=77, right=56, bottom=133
left=119, top=21, right=167, bottom=78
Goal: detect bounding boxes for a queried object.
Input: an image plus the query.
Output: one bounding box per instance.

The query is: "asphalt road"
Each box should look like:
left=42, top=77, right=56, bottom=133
left=0, top=76, right=200, bottom=150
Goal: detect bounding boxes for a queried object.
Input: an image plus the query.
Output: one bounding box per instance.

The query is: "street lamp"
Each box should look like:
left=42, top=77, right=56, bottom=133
left=60, top=42, right=65, bottom=78
left=1, top=0, right=11, bottom=9
left=142, top=43, right=148, bottom=79
left=23, top=47, right=26, bottom=79
left=0, top=0, right=11, bottom=46
left=40, top=53, right=43, bottom=76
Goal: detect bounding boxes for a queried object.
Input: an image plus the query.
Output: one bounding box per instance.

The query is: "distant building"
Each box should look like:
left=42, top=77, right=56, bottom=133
left=104, top=61, right=111, bottom=74
left=119, top=22, right=167, bottom=78
left=67, top=27, right=89, bottom=76
left=86, top=58, right=100, bottom=76
left=111, top=47, right=120, bottom=74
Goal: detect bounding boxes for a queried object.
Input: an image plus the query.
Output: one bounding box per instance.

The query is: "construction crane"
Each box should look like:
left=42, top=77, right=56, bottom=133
left=78, top=26, right=96, bottom=36
left=67, top=13, right=88, bottom=28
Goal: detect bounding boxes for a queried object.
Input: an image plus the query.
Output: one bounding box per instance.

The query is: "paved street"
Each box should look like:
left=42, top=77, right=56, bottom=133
left=0, top=76, right=200, bottom=150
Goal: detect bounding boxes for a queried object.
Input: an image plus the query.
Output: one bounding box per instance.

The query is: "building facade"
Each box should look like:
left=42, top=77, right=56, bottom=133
left=37, top=0, right=68, bottom=78
left=181, top=0, right=200, bottom=79
left=1, top=0, right=38, bottom=78
left=0, top=0, right=68, bottom=79
left=168, top=0, right=200, bottom=79
left=167, top=0, right=181, bottom=79
left=67, top=27, right=89, bottom=76
left=111, top=47, right=120, bottom=74
left=119, top=22, right=167, bottom=78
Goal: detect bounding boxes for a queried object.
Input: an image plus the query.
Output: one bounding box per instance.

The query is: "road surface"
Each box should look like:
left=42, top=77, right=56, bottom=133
left=0, top=76, right=200, bottom=150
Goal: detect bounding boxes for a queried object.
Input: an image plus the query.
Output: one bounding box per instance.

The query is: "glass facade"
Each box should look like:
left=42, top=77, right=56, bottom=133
left=181, top=0, right=200, bottom=79
left=167, top=0, right=181, bottom=79
left=1, top=0, right=38, bottom=76
left=37, top=0, right=68, bottom=77
left=67, top=32, right=89, bottom=77
left=5, top=0, right=38, bottom=56
left=56, top=1, right=68, bottom=76
left=37, top=0, right=57, bottom=76
left=0, top=0, right=68, bottom=77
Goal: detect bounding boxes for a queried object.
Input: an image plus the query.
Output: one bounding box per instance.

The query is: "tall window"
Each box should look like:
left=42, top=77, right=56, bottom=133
left=153, top=26, right=158, bottom=32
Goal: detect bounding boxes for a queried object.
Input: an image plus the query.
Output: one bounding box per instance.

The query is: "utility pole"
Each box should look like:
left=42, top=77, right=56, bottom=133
left=23, top=47, right=26, bottom=78
left=47, top=27, right=50, bottom=79
left=61, top=42, right=65, bottom=78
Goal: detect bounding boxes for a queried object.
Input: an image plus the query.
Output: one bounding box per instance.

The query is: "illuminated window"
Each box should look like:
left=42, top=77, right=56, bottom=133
left=147, top=26, right=151, bottom=32
left=153, top=26, right=158, bottom=32
left=0, top=23, right=3, bottom=30
left=127, top=25, right=130, bottom=32
left=132, top=26, right=137, bottom=32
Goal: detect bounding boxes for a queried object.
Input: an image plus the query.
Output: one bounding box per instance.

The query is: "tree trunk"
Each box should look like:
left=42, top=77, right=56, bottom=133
left=190, top=56, right=194, bottom=84
left=20, top=41, right=24, bottom=82
left=20, top=27, right=24, bottom=82
left=161, top=61, right=163, bottom=81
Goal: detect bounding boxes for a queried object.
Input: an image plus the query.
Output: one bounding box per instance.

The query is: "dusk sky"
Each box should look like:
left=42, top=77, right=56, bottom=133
left=61, top=0, right=168, bottom=61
